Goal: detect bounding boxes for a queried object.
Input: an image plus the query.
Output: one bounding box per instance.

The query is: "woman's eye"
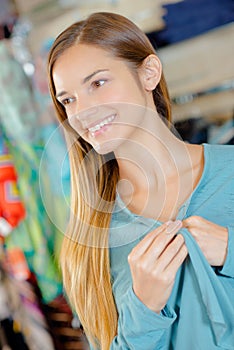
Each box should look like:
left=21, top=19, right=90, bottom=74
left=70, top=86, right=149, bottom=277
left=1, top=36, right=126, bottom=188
left=61, top=97, right=75, bottom=106
left=92, top=80, right=105, bottom=88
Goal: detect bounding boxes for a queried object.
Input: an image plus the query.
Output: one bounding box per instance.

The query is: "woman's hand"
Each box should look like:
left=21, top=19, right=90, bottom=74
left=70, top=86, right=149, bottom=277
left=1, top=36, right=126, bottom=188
left=128, top=220, right=187, bottom=314
left=182, top=216, right=228, bottom=267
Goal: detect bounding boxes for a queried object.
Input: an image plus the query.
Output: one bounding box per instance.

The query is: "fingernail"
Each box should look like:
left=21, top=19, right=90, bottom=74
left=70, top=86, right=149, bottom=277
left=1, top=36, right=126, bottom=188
left=166, top=220, right=182, bottom=234
left=165, top=220, right=173, bottom=225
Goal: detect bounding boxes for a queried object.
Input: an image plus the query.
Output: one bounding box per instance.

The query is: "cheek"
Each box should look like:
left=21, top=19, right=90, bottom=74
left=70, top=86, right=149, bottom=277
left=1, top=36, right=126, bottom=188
left=65, top=103, right=78, bottom=118
left=104, top=80, right=144, bottom=105
left=101, top=88, right=126, bottom=104
left=67, top=114, right=84, bottom=137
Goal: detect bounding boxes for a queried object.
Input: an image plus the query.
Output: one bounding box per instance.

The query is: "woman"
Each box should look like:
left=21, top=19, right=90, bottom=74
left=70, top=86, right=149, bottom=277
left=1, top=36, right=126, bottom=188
left=47, top=12, right=234, bottom=350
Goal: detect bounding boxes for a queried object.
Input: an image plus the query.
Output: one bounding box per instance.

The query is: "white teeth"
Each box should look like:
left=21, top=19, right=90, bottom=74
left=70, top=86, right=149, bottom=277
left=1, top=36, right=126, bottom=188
left=88, top=115, right=115, bottom=133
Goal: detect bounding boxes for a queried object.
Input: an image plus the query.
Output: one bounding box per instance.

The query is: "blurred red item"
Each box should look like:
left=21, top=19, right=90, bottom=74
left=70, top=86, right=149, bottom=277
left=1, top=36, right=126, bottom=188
left=7, top=247, right=31, bottom=280
left=0, top=138, right=26, bottom=236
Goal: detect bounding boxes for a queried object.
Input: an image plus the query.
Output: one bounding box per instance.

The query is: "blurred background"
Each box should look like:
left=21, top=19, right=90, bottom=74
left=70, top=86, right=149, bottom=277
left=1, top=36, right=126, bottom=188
left=0, top=1, right=233, bottom=349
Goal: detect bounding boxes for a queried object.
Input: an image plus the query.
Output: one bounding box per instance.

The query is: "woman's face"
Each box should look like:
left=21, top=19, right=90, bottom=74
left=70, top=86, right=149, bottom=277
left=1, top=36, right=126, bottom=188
left=53, top=44, right=155, bottom=154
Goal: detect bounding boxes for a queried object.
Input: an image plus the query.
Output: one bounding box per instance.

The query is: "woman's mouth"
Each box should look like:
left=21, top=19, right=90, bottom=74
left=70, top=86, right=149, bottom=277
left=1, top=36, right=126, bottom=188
left=88, top=114, right=116, bottom=137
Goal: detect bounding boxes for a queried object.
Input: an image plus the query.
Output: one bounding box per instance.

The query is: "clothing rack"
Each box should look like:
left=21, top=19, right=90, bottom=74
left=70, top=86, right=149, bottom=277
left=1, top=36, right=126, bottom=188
left=158, top=23, right=234, bottom=122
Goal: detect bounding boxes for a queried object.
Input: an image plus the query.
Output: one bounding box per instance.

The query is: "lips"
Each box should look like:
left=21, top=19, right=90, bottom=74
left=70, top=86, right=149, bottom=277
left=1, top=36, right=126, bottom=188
left=87, top=114, right=116, bottom=136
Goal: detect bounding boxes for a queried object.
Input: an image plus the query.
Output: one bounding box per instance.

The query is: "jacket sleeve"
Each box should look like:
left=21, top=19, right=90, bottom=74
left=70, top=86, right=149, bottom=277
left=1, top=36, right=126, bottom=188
left=216, top=225, right=234, bottom=278
left=89, top=287, right=177, bottom=350
left=111, top=288, right=176, bottom=349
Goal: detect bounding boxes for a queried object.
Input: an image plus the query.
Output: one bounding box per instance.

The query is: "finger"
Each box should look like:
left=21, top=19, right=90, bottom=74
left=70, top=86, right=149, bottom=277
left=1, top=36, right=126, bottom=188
left=183, top=215, right=207, bottom=229
left=131, top=221, right=182, bottom=267
left=183, top=216, right=210, bottom=238
left=152, top=234, right=186, bottom=272
left=130, top=220, right=182, bottom=259
left=163, top=243, right=188, bottom=281
left=187, top=227, right=204, bottom=239
left=144, top=221, right=183, bottom=258
left=184, top=216, right=226, bottom=237
left=129, top=222, right=170, bottom=259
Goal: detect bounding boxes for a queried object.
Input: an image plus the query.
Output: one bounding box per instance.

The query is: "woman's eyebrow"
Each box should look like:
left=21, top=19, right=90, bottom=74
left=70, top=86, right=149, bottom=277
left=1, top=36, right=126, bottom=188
left=56, top=91, right=67, bottom=99
left=82, top=69, right=109, bottom=84
left=55, top=69, right=110, bottom=98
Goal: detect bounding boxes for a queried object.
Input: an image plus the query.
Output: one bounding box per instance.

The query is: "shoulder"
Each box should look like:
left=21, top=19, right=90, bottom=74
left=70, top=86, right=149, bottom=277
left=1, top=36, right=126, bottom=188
left=203, top=143, right=234, bottom=176
left=189, top=144, right=234, bottom=225
left=204, top=143, right=234, bottom=161
left=196, top=143, right=234, bottom=200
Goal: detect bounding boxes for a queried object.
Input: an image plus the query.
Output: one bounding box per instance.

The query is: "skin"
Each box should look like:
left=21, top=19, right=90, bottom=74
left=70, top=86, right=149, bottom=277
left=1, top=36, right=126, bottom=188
left=53, top=43, right=228, bottom=313
left=53, top=44, right=151, bottom=154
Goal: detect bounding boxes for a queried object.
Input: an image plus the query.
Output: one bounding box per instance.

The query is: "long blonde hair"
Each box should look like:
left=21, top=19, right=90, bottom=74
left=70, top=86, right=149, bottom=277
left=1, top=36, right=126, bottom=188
left=48, top=12, right=171, bottom=349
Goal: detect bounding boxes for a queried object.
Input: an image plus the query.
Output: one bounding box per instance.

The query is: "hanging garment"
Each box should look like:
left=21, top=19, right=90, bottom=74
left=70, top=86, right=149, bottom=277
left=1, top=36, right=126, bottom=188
left=0, top=40, right=62, bottom=303
left=147, top=0, right=234, bottom=47
left=0, top=131, right=26, bottom=236
left=33, top=40, right=70, bottom=243
left=0, top=249, right=55, bottom=350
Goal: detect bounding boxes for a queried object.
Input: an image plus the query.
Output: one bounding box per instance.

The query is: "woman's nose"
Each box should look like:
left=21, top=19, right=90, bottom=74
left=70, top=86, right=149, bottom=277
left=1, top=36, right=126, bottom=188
left=75, top=105, right=100, bottom=128
left=78, top=105, right=99, bottom=120
left=74, top=92, right=100, bottom=118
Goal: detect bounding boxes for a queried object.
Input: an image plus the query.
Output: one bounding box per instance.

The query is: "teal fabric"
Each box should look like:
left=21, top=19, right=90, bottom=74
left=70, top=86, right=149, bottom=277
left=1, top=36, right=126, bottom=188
left=0, top=41, right=63, bottom=303
left=106, top=143, right=234, bottom=350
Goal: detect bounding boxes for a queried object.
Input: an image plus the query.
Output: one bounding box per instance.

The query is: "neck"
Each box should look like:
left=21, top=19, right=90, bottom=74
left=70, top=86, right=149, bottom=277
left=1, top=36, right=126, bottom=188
left=114, top=109, right=203, bottom=221
left=115, top=111, right=190, bottom=193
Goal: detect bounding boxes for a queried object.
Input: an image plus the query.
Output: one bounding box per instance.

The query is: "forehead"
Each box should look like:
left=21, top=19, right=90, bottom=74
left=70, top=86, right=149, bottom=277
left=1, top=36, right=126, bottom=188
left=56, top=44, right=113, bottom=67
left=53, top=44, right=120, bottom=86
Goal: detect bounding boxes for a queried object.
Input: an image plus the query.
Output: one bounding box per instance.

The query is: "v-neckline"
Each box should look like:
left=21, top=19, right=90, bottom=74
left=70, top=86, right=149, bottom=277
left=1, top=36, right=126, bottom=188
left=115, top=143, right=208, bottom=224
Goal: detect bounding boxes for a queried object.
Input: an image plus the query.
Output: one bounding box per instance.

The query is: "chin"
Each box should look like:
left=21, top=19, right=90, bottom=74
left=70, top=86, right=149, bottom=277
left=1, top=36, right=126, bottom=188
left=92, top=138, right=123, bottom=155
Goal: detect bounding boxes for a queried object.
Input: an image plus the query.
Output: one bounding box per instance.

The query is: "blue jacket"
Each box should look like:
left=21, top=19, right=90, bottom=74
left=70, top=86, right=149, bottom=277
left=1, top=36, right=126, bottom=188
left=106, top=143, right=234, bottom=349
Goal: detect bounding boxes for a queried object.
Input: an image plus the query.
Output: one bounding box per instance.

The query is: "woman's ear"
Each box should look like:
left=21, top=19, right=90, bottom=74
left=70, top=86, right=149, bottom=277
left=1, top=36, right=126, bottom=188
left=139, top=54, right=162, bottom=91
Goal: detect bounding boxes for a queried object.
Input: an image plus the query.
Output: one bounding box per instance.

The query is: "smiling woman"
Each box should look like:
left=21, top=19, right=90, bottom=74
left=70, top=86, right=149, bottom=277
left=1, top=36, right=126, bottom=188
left=47, top=11, right=234, bottom=350
left=52, top=41, right=163, bottom=154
